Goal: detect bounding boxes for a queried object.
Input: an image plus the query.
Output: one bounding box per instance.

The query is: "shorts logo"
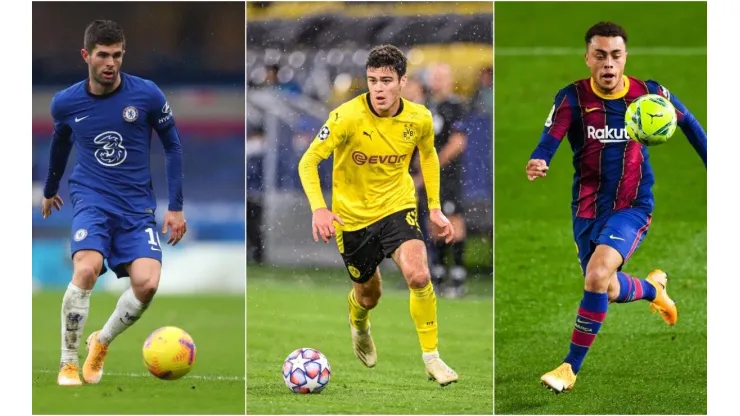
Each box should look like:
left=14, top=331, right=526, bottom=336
left=94, top=131, right=128, bottom=166
left=123, top=106, right=139, bottom=122
left=74, top=229, right=88, bottom=242
left=348, top=265, right=361, bottom=279
left=318, top=125, right=330, bottom=141
left=351, top=151, right=407, bottom=166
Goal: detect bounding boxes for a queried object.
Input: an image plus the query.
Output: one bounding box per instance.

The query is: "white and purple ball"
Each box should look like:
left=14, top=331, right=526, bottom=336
left=282, top=348, right=331, bottom=394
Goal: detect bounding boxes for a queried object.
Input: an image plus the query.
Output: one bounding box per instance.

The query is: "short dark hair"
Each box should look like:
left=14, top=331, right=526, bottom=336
left=84, top=19, right=125, bottom=52
left=585, top=22, right=627, bottom=48
left=366, top=44, right=407, bottom=78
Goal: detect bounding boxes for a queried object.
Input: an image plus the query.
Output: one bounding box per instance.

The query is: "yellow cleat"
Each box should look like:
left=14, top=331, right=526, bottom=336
left=646, top=269, right=678, bottom=326
left=541, top=363, right=577, bottom=394
left=82, top=330, right=109, bottom=384
left=57, top=362, right=82, bottom=386
left=425, top=356, right=458, bottom=387
left=350, top=319, right=377, bottom=368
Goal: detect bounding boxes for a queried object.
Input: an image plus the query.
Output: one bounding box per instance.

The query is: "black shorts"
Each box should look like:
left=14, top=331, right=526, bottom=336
left=337, top=208, right=424, bottom=284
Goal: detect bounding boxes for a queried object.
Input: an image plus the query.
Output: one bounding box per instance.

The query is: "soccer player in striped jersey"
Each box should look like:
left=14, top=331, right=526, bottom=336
left=526, top=22, right=707, bottom=393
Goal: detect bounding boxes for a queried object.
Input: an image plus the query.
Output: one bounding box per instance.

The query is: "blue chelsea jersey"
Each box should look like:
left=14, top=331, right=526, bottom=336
left=50, top=73, right=176, bottom=214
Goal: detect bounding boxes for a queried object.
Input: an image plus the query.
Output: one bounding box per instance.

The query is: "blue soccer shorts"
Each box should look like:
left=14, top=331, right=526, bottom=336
left=70, top=206, right=163, bottom=278
left=573, top=208, right=652, bottom=275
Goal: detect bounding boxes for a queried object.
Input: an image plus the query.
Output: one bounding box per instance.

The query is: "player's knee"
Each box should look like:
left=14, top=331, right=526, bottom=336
left=584, top=266, right=611, bottom=291
left=132, top=275, right=159, bottom=303
left=72, top=263, right=100, bottom=288
left=406, top=269, right=431, bottom=289
left=357, top=292, right=380, bottom=310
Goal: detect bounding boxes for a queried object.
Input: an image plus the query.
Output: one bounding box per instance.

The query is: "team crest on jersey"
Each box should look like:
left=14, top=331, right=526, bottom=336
left=74, top=229, right=88, bottom=242
left=318, top=125, right=330, bottom=141
left=544, top=105, right=555, bottom=128
left=123, top=106, right=139, bottom=122
left=94, top=131, right=128, bottom=166
left=403, top=123, right=416, bottom=141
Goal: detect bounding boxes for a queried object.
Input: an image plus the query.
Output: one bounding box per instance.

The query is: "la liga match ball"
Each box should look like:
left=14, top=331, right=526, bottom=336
left=142, top=326, right=197, bottom=380
left=282, top=348, right=331, bottom=393
left=624, top=94, right=677, bottom=146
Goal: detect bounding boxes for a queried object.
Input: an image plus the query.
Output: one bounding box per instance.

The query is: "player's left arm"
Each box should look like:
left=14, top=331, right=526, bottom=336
left=148, top=82, right=186, bottom=244
left=418, top=111, right=453, bottom=243
left=651, top=82, right=707, bottom=167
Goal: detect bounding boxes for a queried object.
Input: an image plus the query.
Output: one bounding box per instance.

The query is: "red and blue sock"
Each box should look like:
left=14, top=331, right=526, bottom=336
left=615, top=272, right=657, bottom=303
left=563, top=290, right=608, bottom=374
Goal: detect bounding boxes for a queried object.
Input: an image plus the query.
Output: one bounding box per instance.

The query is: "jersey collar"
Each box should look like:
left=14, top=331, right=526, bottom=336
left=366, top=93, right=405, bottom=118
left=589, top=75, right=630, bottom=100
left=85, top=72, right=125, bottom=99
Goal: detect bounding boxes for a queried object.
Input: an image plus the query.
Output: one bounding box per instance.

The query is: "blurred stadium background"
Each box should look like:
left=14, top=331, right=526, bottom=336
left=246, top=1, right=492, bottom=272
left=246, top=2, right=493, bottom=414
left=32, top=3, right=244, bottom=413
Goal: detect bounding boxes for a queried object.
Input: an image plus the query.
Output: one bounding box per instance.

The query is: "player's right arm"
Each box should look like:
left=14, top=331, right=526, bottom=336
left=41, top=93, right=73, bottom=218
left=297, top=110, right=348, bottom=243
left=527, top=88, right=571, bottom=181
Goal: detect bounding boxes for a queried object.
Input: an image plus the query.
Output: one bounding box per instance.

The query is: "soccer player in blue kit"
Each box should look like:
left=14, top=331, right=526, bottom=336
left=40, top=20, right=187, bottom=386
left=526, top=22, right=707, bottom=393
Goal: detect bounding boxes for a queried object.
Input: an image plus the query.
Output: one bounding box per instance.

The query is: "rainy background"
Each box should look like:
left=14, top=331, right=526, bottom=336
left=31, top=2, right=246, bottom=299
left=246, top=1, right=493, bottom=290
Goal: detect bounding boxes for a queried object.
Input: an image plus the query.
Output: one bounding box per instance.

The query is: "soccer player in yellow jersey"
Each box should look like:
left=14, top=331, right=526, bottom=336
left=298, top=45, right=458, bottom=386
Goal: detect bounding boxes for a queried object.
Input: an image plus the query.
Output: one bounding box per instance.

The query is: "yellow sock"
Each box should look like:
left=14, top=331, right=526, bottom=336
left=348, top=289, right=369, bottom=330
left=409, top=280, right=438, bottom=353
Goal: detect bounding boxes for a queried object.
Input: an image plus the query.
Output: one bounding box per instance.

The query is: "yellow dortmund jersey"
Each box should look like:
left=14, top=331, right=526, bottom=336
left=298, top=93, right=441, bottom=232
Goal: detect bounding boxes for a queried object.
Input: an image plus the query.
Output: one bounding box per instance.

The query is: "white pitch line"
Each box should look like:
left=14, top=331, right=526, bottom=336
left=35, top=369, right=244, bottom=382
left=496, top=47, right=707, bottom=56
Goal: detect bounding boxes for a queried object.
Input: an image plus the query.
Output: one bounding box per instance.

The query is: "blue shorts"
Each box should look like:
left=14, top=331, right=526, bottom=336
left=71, top=206, right=163, bottom=278
left=573, top=208, right=652, bottom=275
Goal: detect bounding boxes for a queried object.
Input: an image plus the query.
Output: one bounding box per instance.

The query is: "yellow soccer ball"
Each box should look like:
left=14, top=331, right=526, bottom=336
left=624, top=94, right=677, bottom=146
left=142, top=326, right=197, bottom=380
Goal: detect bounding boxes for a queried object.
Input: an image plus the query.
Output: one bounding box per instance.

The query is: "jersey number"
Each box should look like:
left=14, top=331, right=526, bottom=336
left=145, top=228, right=162, bottom=252
left=405, top=210, right=420, bottom=231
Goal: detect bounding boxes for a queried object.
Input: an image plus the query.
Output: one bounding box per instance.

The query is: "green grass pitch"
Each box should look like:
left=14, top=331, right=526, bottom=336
left=247, top=263, right=493, bottom=414
left=32, top=292, right=245, bottom=414
left=494, top=2, right=707, bottom=414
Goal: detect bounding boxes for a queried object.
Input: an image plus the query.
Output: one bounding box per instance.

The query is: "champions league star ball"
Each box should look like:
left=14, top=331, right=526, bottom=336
left=624, top=94, right=677, bottom=146
left=282, top=348, right=331, bottom=393
left=142, top=326, right=197, bottom=380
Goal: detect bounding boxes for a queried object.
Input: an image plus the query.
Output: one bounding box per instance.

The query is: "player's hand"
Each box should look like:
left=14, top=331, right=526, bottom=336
left=429, top=209, right=454, bottom=244
left=312, top=207, right=344, bottom=244
left=526, top=159, right=549, bottom=181
left=162, top=210, right=187, bottom=246
left=41, top=195, right=64, bottom=219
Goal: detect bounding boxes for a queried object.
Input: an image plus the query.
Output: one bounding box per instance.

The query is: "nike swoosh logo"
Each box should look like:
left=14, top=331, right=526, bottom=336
left=576, top=318, right=592, bottom=325
left=609, top=234, right=625, bottom=241
left=584, top=107, right=600, bottom=113
left=75, top=116, right=89, bottom=122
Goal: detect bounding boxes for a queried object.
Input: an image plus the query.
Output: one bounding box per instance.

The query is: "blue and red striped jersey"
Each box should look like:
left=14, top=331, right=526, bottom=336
left=530, top=75, right=707, bottom=219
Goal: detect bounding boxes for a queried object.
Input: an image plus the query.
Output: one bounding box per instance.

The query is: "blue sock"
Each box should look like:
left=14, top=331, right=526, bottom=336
left=563, top=290, right=608, bottom=374
left=615, top=272, right=657, bottom=303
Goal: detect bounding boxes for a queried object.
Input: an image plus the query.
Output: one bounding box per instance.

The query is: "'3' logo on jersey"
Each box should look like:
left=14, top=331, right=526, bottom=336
left=94, top=131, right=128, bottom=167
